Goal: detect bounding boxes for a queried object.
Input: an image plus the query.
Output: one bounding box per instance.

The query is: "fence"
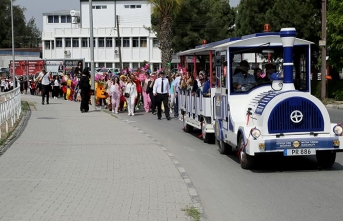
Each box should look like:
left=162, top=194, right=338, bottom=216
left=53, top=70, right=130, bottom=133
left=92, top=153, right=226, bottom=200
left=0, top=86, right=21, bottom=139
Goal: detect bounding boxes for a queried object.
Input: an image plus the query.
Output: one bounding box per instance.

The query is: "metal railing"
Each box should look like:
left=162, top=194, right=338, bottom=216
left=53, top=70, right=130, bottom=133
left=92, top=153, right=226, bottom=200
left=0, top=87, right=21, bottom=139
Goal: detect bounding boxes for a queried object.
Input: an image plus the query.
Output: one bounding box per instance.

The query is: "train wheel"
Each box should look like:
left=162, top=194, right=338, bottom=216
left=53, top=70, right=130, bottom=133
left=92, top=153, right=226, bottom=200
left=238, top=135, right=254, bottom=169
left=202, top=123, right=209, bottom=143
left=316, top=151, right=336, bottom=168
left=218, top=139, right=232, bottom=155
left=183, top=117, right=193, bottom=133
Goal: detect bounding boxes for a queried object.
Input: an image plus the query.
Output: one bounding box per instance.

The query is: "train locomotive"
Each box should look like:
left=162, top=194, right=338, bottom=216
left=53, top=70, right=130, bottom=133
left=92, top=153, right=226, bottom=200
left=177, top=28, right=343, bottom=169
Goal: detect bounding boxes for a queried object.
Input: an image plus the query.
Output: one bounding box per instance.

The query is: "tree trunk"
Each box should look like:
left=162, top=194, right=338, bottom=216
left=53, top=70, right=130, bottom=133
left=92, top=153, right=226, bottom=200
left=159, top=16, right=173, bottom=75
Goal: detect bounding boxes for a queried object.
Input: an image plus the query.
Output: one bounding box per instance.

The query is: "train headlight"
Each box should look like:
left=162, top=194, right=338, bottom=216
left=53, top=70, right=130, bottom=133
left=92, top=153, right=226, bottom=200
left=251, top=128, right=261, bottom=139
left=333, top=125, right=343, bottom=136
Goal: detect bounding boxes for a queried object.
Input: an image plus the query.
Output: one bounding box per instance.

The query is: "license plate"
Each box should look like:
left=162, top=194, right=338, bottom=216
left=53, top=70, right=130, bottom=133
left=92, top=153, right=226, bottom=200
left=284, top=148, right=316, bottom=156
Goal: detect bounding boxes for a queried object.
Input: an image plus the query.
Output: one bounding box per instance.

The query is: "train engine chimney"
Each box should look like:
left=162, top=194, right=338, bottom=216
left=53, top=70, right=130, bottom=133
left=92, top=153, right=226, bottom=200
left=280, top=28, right=297, bottom=91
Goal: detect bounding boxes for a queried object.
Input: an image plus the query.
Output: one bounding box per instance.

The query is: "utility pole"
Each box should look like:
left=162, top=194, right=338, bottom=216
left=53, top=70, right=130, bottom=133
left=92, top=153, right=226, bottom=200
left=116, top=15, right=123, bottom=73
left=11, top=0, right=16, bottom=87
left=89, top=0, right=96, bottom=109
left=320, top=0, right=327, bottom=100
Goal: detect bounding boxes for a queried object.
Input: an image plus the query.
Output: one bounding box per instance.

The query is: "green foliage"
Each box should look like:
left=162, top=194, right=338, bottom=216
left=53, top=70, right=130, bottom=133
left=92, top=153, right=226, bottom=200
left=327, top=0, right=343, bottom=69
left=236, top=0, right=321, bottom=44
left=183, top=206, right=200, bottom=221
left=332, top=90, right=343, bottom=101
left=0, top=0, right=40, bottom=48
left=172, top=0, right=235, bottom=52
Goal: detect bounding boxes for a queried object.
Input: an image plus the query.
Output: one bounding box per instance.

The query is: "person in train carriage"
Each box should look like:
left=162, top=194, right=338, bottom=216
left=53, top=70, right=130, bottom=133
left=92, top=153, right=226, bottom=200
left=202, top=72, right=216, bottom=97
left=254, top=68, right=269, bottom=85
left=232, top=60, right=256, bottom=91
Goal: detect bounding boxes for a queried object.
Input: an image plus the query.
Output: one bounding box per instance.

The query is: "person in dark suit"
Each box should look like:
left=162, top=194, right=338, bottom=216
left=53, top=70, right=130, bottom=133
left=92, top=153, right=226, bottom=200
left=153, top=71, right=171, bottom=120
left=58, top=62, right=64, bottom=74
left=79, top=68, right=91, bottom=113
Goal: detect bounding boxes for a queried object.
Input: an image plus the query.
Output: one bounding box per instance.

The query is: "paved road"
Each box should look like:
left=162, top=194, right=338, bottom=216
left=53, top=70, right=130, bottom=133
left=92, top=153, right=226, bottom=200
left=0, top=95, right=195, bottom=221
left=127, top=107, right=343, bottom=221
left=2, top=94, right=343, bottom=221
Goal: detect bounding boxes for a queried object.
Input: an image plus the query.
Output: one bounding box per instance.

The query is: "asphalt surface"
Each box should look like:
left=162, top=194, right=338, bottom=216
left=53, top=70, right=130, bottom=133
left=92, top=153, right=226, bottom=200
left=128, top=107, right=343, bottom=221
left=2, top=92, right=343, bottom=221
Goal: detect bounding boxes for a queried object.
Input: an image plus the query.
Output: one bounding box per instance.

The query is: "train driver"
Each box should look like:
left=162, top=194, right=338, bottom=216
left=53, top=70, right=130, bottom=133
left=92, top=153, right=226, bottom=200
left=232, top=60, right=256, bottom=91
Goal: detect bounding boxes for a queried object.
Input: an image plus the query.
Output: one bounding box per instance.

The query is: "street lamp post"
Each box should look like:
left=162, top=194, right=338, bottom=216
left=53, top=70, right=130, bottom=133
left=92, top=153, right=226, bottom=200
left=11, top=0, right=16, bottom=87
left=89, top=0, right=95, bottom=109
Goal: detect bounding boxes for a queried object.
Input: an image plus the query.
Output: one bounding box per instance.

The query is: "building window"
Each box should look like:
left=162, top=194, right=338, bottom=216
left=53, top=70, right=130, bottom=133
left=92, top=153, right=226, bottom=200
left=72, top=38, right=79, bottom=47
left=106, top=38, right=113, bottom=47
left=48, top=16, right=53, bottom=23
left=153, top=38, right=159, bottom=47
left=45, top=41, right=50, bottom=49
left=102, top=6, right=107, bottom=9
left=85, top=62, right=90, bottom=67
left=106, top=63, right=112, bottom=68
left=123, top=37, right=130, bottom=47
left=51, top=41, right=54, bottom=49
left=65, top=38, right=71, bottom=47
left=82, top=38, right=88, bottom=47
left=115, top=38, right=121, bottom=47
left=61, top=15, right=71, bottom=23
left=132, top=37, right=139, bottom=47
left=140, top=37, right=147, bottom=47
left=61, top=15, right=66, bottom=23
left=56, top=38, right=62, bottom=47
left=124, top=5, right=141, bottom=9
left=96, top=6, right=101, bottom=9
left=47, top=15, right=59, bottom=23
left=123, top=63, right=130, bottom=69
left=132, top=63, right=139, bottom=69
left=98, top=38, right=105, bottom=47
left=98, top=63, right=105, bottom=68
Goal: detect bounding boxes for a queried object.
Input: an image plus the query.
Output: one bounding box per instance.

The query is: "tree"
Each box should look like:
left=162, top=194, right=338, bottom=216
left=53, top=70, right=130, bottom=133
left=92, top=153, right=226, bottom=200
left=147, top=0, right=182, bottom=72
left=235, top=0, right=273, bottom=36
left=0, top=0, right=40, bottom=48
left=327, top=0, right=343, bottom=70
left=172, top=0, right=235, bottom=53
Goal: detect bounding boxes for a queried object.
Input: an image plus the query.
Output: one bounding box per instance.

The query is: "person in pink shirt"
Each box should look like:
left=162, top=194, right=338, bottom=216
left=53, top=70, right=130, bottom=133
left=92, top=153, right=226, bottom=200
left=110, top=77, right=122, bottom=114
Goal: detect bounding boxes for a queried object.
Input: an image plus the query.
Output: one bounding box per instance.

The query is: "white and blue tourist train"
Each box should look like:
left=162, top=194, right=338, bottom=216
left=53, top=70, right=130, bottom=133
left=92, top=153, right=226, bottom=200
left=177, top=28, right=343, bottom=169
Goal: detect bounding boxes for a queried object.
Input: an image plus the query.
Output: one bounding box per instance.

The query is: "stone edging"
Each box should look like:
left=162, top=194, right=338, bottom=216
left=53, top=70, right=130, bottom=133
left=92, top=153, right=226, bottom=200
left=0, top=101, right=32, bottom=156
left=104, top=110, right=207, bottom=221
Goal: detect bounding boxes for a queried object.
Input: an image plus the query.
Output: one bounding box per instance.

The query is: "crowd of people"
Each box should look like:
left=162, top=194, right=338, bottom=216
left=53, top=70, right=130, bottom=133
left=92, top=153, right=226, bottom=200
left=2, top=60, right=278, bottom=120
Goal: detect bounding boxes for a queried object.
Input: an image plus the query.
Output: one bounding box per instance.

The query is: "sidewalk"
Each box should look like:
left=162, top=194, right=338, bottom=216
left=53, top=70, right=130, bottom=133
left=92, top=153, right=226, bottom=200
left=0, top=95, right=195, bottom=221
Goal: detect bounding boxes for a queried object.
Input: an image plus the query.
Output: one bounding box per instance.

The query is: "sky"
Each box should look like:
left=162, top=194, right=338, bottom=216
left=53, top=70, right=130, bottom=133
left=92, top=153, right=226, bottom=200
left=15, top=0, right=241, bottom=31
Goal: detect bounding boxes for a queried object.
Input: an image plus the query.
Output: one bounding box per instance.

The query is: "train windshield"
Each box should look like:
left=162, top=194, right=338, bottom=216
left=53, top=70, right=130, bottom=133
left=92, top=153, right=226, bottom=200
left=226, top=45, right=310, bottom=93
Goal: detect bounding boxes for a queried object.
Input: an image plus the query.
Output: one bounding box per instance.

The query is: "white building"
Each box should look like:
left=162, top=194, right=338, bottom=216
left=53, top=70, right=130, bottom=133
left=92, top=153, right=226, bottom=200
left=41, top=0, right=161, bottom=71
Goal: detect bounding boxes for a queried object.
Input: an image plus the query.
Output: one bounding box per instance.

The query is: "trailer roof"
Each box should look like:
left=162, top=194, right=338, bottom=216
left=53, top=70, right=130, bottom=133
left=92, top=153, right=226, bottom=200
left=177, top=32, right=313, bottom=56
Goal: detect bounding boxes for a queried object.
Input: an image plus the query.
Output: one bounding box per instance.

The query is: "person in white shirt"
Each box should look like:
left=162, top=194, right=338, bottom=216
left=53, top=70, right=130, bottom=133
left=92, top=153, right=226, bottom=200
left=36, top=67, right=51, bottom=105
left=124, top=77, right=137, bottom=116
left=53, top=76, right=60, bottom=99
left=1, top=78, right=5, bottom=92
left=173, top=73, right=181, bottom=118
left=153, top=71, right=171, bottom=120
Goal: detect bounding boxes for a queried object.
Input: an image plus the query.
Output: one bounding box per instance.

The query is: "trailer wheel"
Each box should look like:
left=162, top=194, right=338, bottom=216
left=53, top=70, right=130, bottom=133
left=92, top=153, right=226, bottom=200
left=316, top=151, right=336, bottom=168
left=217, top=139, right=232, bottom=155
left=238, top=135, right=254, bottom=169
left=183, top=117, right=193, bottom=133
left=202, top=123, right=209, bottom=143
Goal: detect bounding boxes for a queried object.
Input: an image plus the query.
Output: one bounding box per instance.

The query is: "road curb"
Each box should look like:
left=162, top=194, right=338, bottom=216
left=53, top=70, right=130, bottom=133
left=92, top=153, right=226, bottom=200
left=104, top=110, right=207, bottom=221
left=326, top=104, right=343, bottom=109
left=0, top=101, right=32, bottom=156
